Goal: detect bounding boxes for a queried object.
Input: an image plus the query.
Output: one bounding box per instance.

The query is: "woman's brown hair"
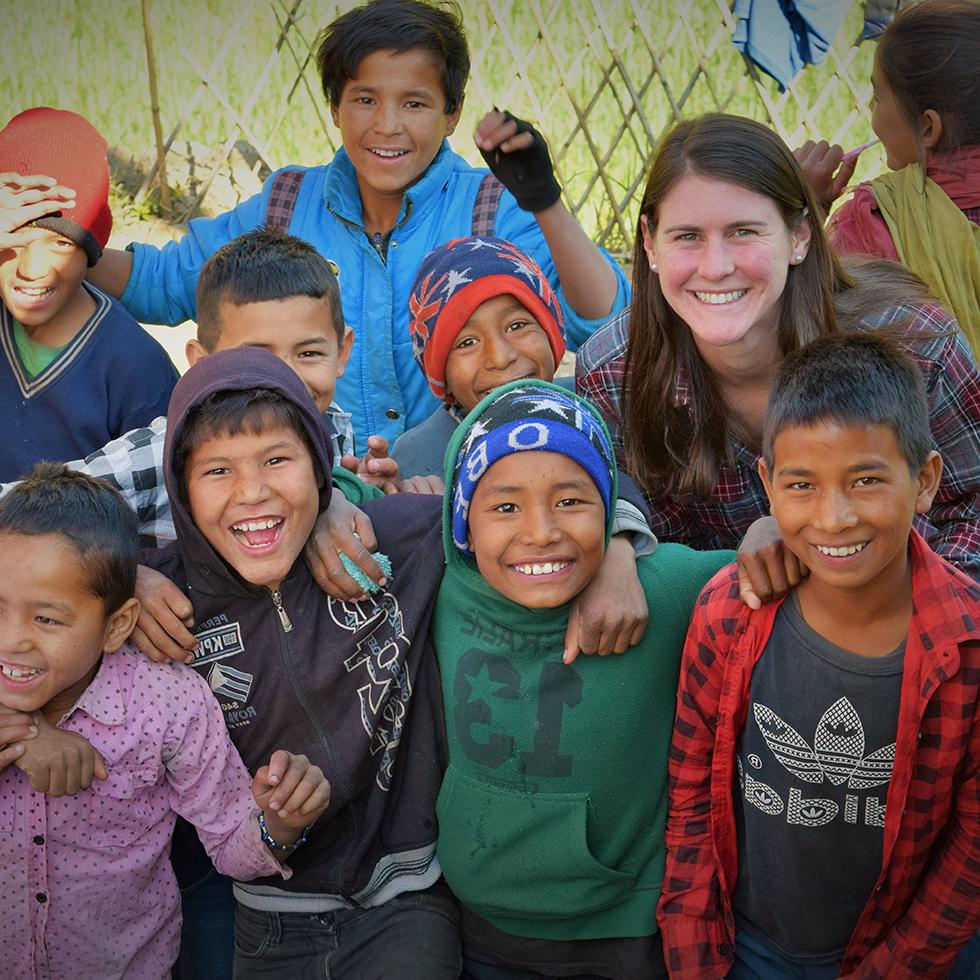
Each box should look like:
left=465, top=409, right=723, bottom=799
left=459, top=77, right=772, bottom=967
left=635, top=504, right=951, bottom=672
left=622, top=113, right=852, bottom=496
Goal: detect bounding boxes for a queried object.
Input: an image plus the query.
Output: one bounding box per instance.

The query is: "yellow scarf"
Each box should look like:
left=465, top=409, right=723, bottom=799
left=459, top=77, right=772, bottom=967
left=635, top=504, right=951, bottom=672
left=870, top=165, right=980, bottom=356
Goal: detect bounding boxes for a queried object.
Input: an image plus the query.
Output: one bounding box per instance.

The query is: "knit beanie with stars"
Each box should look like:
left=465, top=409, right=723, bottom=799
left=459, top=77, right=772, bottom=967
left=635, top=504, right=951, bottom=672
left=408, top=236, right=566, bottom=403
left=0, top=107, right=112, bottom=266
left=448, top=379, right=616, bottom=557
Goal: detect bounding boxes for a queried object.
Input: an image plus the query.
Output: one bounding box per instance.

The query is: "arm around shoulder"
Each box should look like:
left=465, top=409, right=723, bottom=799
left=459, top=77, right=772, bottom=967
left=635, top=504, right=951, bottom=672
left=111, top=182, right=270, bottom=324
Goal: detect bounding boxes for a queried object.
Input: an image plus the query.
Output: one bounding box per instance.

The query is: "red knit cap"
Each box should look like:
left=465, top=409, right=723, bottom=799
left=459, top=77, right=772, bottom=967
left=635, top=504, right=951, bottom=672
left=0, top=107, right=112, bottom=265
left=409, top=237, right=566, bottom=403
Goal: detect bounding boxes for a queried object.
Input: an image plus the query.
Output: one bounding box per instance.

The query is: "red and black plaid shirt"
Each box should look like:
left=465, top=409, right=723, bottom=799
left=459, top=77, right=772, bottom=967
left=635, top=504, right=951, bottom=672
left=658, top=532, right=980, bottom=979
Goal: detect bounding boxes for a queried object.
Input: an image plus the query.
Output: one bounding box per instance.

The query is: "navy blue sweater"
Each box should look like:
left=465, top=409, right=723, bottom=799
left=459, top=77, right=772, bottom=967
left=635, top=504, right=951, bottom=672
left=0, top=283, right=178, bottom=482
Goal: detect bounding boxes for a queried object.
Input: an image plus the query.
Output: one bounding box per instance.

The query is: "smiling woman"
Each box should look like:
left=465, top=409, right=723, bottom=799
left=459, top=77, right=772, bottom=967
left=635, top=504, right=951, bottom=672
left=576, top=112, right=980, bottom=580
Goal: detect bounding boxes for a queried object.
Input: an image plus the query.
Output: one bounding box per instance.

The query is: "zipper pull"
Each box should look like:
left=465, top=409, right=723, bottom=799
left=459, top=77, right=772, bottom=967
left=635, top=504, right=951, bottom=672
left=271, top=590, right=293, bottom=633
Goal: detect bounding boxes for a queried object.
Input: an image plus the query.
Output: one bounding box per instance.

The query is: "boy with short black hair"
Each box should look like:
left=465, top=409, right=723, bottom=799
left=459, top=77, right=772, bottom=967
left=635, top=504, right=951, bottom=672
left=9, top=0, right=628, bottom=447
left=0, top=107, right=178, bottom=481
left=64, top=228, right=356, bottom=551
left=433, top=380, right=732, bottom=979
left=659, top=334, right=980, bottom=978
left=0, top=463, right=330, bottom=978
left=144, top=346, right=459, bottom=976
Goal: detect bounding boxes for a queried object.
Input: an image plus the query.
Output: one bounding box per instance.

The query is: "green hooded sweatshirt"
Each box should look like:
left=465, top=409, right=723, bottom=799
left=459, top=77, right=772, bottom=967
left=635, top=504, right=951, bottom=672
left=433, top=380, right=733, bottom=941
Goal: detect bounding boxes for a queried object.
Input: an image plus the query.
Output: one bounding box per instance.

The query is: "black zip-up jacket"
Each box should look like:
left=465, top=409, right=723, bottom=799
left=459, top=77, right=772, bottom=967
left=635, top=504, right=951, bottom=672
left=145, top=347, right=446, bottom=907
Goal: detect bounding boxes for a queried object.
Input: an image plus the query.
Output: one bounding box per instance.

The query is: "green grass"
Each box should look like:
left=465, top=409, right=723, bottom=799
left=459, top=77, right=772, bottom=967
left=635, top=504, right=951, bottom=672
left=1, top=0, right=883, bottom=253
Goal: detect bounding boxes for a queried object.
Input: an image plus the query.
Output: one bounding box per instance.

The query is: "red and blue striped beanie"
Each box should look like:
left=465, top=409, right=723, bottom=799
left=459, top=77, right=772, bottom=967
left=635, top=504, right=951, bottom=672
left=408, top=236, right=566, bottom=403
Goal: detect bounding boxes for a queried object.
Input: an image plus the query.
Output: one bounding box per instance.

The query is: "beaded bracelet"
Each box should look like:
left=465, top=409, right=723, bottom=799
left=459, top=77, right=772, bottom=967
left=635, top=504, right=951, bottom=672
left=258, top=810, right=311, bottom=852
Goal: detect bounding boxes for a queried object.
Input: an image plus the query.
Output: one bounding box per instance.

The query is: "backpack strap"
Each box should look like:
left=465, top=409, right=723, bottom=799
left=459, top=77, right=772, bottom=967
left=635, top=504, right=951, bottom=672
left=471, top=173, right=505, bottom=237
left=264, top=169, right=306, bottom=233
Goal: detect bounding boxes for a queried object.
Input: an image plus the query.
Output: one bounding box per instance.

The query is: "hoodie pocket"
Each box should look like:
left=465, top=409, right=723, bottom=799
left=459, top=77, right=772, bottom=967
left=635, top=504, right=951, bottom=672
left=436, top=764, right=635, bottom=920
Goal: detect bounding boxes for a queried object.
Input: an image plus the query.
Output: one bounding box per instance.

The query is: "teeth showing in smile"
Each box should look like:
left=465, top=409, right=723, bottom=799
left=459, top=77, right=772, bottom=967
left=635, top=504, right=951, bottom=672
left=370, top=149, right=407, bottom=158
left=514, top=561, right=570, bottom=576
left=814, top=542, right=866, bottom=557
left=232, top=519, right=281, bottom=532
left=232, top=518, right=283, bottom=549
left=16, top=286, right=54, bottom=296
left=694, top=290, right=747, bottom=305
left=0, top=663, right=42, bottom=680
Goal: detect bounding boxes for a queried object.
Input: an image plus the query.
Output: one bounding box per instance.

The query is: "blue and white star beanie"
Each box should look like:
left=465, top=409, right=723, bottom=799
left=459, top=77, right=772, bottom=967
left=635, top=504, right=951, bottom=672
left=450, top=380, right=615, bottom=556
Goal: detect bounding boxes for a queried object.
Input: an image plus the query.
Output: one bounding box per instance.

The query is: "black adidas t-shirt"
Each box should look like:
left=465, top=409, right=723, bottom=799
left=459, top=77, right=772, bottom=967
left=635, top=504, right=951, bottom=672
left=732, top=593, right=904, bottom=962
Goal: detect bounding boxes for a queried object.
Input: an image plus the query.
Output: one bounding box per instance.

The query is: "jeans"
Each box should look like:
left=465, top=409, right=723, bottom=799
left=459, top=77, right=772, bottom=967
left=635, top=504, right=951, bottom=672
left=173, top=867, right=236, bottom=979
left=171, top=815, right=236, bottom=980
left=728, top=928, right=980, bottom=979
left=464, top=962, right=619, bottom=980
left=232, top=881, right=462, bottom=979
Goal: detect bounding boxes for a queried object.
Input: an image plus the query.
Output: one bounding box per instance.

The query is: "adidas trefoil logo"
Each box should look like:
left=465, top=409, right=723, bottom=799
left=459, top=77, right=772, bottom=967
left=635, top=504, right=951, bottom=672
left=754, top=697, right=895, bottom=789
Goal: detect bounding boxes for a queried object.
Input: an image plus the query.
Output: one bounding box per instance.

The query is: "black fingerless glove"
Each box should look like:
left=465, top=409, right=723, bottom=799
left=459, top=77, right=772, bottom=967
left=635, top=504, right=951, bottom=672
left=478, top=111, right=562, bottom=213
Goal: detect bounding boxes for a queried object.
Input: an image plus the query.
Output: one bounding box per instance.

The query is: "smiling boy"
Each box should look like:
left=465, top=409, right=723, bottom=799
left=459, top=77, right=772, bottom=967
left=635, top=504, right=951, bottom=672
left=7, top=0, right=628, bottom=447
left=396, top=236, right=656, bottom=659
left=0, top=108, right=178, bottom=481
left=433, top=381, right=731, bottom=979
left=143, top=346, right=458, bottom=976
left=659, top=335, right=980, bottom=979
left=0, top=464, right=330, bottom=979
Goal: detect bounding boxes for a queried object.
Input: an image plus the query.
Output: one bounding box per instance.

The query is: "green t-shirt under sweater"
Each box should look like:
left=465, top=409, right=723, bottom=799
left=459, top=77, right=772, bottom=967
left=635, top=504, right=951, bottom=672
left=434, top=542, right=733, bottom=942
left=12, top=319, right=67, bottom=378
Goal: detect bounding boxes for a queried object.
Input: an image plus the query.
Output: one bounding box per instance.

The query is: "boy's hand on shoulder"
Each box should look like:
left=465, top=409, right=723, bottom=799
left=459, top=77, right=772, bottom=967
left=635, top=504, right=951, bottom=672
left=306, top=496, right=385, bottom=601
left=0, top=172, right=76, bottom=248
left=340, top=435, right=401, bottom=494
left=737, top=515, right=808, bottom=609
left=132, top=564, right=197, bottom=664
left=474, top=109, right=562, bottom=214
left=0, top=707, right=38, bottom=770
left=15, top=713, right=107, bottom=796
left=563, top=534, right=648, bottom=664
left=253, top=750, right=330, bottom=850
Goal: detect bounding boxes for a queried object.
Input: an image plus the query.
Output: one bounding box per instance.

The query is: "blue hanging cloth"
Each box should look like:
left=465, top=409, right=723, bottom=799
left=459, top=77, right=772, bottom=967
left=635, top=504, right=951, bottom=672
left=732, top=0, right=851, bottom=89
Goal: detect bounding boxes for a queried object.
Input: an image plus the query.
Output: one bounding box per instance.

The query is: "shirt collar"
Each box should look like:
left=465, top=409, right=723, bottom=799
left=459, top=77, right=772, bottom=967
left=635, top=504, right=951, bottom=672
left=64, top=645, right=132, bottom=726
left=907, top=530, right=980, bottom=649
left=324, top=141, right=456, bottom=229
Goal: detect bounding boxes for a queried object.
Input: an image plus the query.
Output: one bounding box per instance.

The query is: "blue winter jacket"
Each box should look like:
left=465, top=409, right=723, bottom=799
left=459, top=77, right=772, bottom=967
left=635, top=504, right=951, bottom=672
left=121, top=142, right=629, bottom=444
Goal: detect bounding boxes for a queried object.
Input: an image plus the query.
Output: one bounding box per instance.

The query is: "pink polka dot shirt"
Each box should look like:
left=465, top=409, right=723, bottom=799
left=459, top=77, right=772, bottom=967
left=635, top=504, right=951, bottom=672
left=0, top=645, right=288, bottom=979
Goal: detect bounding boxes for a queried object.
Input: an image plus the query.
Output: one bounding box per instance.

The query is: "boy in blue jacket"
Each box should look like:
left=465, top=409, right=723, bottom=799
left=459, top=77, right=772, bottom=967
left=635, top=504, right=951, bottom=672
left=6, top=0, right=628, bottom=447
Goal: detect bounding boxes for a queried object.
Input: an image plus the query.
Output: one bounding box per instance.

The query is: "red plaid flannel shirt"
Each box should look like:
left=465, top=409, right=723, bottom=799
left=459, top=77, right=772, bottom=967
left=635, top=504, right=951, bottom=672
left=658, top=532, right=980, bottom=979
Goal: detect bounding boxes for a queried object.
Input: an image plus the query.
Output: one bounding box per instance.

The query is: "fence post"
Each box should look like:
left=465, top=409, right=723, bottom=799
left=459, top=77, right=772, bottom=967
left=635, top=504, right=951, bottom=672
left=140, top=0, right=171, bottom=213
